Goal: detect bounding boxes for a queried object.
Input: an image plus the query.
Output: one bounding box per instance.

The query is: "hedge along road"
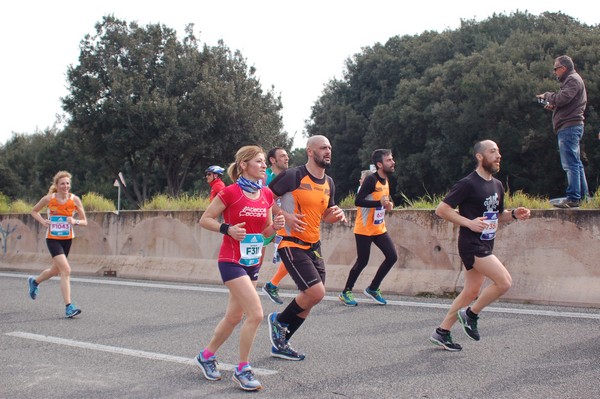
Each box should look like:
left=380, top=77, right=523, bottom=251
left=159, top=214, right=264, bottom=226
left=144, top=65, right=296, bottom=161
left=1, top=272, right=598, bottom=399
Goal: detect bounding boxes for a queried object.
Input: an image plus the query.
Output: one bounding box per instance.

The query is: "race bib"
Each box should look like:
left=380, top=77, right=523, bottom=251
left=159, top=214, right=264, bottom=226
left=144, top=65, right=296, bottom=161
left=374, top=206, right=385, bottom=225
left=480, top=211, right=498, bottom=241
left=49, top=216, right=71, bottom=237
left=239, top=234, right=264, bottom=266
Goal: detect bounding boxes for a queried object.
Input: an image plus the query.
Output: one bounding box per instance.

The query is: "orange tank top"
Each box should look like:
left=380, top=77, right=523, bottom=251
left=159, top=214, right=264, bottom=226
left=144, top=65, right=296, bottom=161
left=354, top=177, right=389, bottom=236
left=270, top=166, right=334, bottom=249
left=46, top=193, right=77, bottom=240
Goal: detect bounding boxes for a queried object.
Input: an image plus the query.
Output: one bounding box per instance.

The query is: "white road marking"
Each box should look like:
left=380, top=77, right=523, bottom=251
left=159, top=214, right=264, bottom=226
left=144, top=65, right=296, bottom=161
left=4, top=331, right=278, bottom=375
left=2, top=272, right=598, bottom=320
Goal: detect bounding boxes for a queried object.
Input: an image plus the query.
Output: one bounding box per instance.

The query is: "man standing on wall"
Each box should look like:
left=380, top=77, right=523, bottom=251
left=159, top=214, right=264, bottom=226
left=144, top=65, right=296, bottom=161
left=537, top=55, right=588, bottom=208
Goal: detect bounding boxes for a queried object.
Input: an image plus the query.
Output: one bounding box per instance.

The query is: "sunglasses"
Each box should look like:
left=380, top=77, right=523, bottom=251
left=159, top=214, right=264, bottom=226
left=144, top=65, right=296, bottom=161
left=553, top=65, right=564, bottom=71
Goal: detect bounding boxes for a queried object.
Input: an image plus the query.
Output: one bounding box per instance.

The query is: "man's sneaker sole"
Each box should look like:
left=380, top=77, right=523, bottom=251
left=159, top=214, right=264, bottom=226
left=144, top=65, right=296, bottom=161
left=363, top=288, right=387, bottom=305
left=338, top=293, right=357, bottom=307
left=270, top=347, right=306, bottom=361
left=65, top=309, right=82, bottom=318
left=261, top=285, right=283, bottom=305
left=232, top=373, right=262, bottom=391
left=194, top=356, right=221, bottom=381
left=429, top=335, right=462, bottom=352
left=28, top=277, right=38, bottom=300
left=457, top=309, right=480, bottom=341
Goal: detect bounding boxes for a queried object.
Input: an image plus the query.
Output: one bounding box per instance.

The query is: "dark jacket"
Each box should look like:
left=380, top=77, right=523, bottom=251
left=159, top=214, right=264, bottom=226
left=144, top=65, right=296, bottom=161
left=544, top=70, right=587, bottom=133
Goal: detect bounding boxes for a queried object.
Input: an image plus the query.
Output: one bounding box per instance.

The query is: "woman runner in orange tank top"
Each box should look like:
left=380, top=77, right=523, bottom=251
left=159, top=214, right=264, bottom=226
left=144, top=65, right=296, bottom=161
left=28, top=171, right=88, bottom=318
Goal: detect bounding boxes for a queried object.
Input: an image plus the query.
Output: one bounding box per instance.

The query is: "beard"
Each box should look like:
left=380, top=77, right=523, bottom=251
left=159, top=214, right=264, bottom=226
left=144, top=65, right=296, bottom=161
left=482, top=158, right=500, bottom=174
left=314, top=154, right=331, bottom=169
left=383, top=164, right=395, bottom=174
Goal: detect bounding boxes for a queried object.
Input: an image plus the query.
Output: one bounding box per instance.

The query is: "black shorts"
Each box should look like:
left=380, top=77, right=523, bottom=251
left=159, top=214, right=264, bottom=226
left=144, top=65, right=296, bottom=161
left=459, top=246, right=494, bottom=271
left=278, top=245, right=325, bottom=291
left=458, top=237, right=494, bottom=270
left=218, top=261, right=261, bottom=283
left=46, top=239, right=72, bottom=258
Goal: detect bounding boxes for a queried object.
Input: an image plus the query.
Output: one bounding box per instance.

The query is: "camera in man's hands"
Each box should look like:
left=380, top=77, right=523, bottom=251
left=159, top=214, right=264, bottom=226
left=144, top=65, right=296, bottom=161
left=537, top=97, right=549, bottom=106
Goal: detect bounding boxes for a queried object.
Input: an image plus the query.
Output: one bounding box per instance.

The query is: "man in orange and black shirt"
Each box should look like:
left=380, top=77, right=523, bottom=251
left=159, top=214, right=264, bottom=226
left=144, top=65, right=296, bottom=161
left=266, top=135, right=346, bottom=361
left=339, top=149, right=398, bottom=306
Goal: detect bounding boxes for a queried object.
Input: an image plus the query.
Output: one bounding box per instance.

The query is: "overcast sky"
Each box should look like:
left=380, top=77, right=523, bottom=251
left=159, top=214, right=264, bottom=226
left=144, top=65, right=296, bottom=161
left=1, top=1, right=597, bottom=148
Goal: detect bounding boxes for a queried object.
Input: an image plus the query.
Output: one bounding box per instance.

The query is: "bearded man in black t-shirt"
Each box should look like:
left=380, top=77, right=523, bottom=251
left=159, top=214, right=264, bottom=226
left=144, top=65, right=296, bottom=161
left=429, top=140, right=531, bottom=351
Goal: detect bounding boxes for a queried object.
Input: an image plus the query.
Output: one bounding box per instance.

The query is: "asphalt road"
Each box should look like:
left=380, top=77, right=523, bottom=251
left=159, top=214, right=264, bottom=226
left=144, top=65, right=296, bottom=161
left=1, top=272, right=599, bottom=399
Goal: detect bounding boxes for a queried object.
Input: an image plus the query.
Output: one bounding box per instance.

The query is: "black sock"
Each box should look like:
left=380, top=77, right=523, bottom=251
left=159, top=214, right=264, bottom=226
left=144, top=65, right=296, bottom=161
left=66, top=303, right=71, bottom=308
left=278, top=299, right=305, bottom=326
left=466, top=307, right=478, bottom=319
left=436, top=327, right=450, bottom=335
left=285, top=314, right=306, bottom=341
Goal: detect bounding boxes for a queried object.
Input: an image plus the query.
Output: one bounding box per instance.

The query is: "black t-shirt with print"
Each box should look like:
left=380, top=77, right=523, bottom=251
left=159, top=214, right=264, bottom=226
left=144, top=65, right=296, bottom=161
left=442, top=171, right=505, bottom=252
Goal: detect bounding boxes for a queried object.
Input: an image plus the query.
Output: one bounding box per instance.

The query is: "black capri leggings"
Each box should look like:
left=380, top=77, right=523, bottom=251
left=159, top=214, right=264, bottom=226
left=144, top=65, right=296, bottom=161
left=343, top=232, right=398, bottom=292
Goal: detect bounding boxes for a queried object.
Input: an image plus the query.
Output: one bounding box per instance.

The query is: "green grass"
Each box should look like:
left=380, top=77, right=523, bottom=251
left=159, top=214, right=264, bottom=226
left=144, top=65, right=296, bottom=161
left=338, top=190, right=594, bottom=210
left=581, top=190, right=600, bottom=210
left=398, top=193, right=445, bottom=209
left=2, top=189, right=597, bottom=214
left=504, top=190, right=552, bottom=209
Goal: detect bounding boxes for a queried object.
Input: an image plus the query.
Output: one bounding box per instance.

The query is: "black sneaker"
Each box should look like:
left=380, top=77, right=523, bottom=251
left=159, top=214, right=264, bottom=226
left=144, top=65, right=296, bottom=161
left=457, top=308, right=480, bottom=341
left=268, top=312, right=288, bottom=350
left=270, top=343, right=306, bottom=361
left=429, top=330, right=462, bottom=352
left=262, top=282, right=283, bottom=304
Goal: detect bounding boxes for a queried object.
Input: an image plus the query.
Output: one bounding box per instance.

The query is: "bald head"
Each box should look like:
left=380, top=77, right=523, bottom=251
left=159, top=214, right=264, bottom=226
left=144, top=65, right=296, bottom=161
left=474, top=140, right=497, bottom=158
left=306, top=135, right=332, bottom=171
left=306, top=135, right=328, bottom=150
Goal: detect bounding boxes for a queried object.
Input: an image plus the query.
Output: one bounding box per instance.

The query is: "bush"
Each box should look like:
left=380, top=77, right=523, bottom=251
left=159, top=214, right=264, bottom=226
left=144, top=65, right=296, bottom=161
left=175, top=194, right=210, bottom=210
left=338, top=192, right=356, bottom=209
left=10, top=200, right=33, bottom=213
left=0, top=193, right=10, bottom=213
left=141, top=194, right=209, bottom=211
left=82, top=192, right=116, bottom=212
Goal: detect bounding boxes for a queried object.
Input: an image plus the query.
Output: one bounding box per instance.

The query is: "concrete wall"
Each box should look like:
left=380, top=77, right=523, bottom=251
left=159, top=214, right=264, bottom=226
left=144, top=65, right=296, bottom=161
left=1, top=209, right=599, bottom=308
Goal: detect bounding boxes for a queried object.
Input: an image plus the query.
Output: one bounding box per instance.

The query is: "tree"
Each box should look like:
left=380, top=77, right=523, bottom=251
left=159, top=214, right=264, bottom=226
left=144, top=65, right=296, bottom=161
left=287, top=147, right=307, bottom=168
left=0, top=163, right=23, bottom=199
left=0, top=127, right=110, bottom=202
left=63, top=16, right=290, bottom=205
left=308, top=11, right=600, bottom=202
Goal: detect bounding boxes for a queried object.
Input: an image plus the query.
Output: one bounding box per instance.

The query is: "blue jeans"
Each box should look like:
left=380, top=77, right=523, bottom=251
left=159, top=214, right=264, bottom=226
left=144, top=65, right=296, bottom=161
left=557, top=125, right=588, bottom=201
